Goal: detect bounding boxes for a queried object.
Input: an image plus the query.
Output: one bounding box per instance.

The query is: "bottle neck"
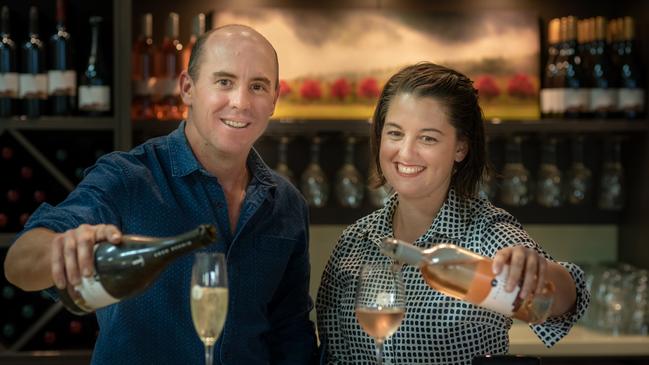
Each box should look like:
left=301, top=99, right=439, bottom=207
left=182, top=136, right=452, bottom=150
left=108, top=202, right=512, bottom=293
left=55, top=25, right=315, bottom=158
left=28, top=8, right=38, bottom=37
left=88, top=21, right=100, bottom=66
left=1, top=7, right=9, bottom=35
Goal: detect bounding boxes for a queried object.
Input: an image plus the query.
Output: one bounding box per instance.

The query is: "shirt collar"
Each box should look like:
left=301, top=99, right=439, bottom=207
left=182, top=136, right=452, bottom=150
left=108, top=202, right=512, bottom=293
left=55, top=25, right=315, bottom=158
left=364, top=188, right=471, bottom=247
left=167, top=121, right=274, bottom=188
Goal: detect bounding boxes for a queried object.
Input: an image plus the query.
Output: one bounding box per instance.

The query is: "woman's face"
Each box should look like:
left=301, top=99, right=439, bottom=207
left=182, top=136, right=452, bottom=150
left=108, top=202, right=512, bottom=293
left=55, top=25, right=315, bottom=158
left=379, top=93, right=468, bottom=202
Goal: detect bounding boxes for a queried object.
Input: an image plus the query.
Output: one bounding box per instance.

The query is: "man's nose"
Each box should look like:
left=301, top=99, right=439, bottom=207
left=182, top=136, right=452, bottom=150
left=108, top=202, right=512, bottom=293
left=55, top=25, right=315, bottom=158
left=230, top=86, right=251, bottom=110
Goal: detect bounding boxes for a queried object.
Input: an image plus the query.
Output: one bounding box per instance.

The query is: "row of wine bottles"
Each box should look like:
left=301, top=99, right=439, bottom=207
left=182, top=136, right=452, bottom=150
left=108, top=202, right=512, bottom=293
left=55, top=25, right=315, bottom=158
left=132, top=12, right=206, bottom=121
left=0, top=2, right=110, bottom=118
left=540, top=16, right=645, bottom=119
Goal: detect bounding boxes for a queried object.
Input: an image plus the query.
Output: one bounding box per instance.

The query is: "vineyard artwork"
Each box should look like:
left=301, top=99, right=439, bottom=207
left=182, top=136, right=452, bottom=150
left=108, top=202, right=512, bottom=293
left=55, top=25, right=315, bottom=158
left=214, top=9, right=540, bottom=120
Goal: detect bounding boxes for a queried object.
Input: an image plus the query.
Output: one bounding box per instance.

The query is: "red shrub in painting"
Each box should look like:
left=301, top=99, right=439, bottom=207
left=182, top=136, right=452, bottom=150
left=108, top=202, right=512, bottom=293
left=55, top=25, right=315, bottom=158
left=299, top=79, right=322, bottom=100
left=507, top=73, right=536, bottom=98
left=474, top=75, right=500, bottom=100
left=358, top=77, right=381, bottom=99
left=279, top=80, right=292, bottom=97
left=331, top=77, right=352, bottom=101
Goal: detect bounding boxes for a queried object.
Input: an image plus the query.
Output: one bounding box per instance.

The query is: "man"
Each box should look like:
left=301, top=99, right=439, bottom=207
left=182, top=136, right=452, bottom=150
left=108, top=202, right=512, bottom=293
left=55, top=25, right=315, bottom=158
left=4, top=25, right=317, bottom=364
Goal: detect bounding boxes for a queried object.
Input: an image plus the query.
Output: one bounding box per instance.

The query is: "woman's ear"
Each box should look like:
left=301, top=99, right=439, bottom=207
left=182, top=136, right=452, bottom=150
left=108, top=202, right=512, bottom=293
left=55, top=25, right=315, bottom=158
left=179, top=71, right=193, bottom=106
left=455, top=140, right=469, bottom=163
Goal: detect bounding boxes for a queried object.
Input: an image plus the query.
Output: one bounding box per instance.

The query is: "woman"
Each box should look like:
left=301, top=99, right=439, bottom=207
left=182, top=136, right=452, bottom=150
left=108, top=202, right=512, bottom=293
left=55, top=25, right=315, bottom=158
left=316, top=62, right=589, bottom=364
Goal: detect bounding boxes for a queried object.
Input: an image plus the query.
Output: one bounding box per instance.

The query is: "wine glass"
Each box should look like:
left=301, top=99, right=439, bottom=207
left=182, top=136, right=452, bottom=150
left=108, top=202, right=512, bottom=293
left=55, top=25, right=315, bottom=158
left=536, top=137, right=563, bottom=207
left=565, top=135, right=592, bottom=205
left=598, top=137, right=625, bottom=210
left=499, top=136, right=531, bottom=207
left=355, top=262, right=406, bottom=365
left=274, top=136, right=295, bottom=185
left=191, top=252, right=228, bottom=365
left=300, top=136, right=329, bottom=207
left=335, top=136, right=364, bottom=208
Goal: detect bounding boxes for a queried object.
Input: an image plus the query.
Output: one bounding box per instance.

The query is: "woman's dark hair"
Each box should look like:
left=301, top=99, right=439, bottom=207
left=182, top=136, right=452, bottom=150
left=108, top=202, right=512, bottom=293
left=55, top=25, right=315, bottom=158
left=369, top=62, right=487, bottom=199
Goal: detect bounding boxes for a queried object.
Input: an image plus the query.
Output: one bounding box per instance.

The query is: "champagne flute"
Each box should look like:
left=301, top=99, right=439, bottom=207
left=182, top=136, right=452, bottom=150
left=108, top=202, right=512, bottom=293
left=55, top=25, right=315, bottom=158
left=355, top=263, right=406, bottom=365
left=191, top=252, right=228, bottom=365
left=300, top=136, right=329, bottom=207
left=274, top=136, right=295, bottom=185
left=335, top=136, right=364, bottom=208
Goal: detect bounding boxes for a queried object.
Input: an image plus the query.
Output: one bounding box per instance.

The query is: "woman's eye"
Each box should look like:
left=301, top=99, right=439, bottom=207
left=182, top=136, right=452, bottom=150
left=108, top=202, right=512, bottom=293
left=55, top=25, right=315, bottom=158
left=421, top=135, right=437, bottom=143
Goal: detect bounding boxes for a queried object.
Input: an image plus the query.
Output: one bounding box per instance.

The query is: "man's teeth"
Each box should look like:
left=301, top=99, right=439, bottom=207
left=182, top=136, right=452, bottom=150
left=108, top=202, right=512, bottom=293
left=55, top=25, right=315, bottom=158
left=397, top=164, right=424, bottom=174
left=223, top=119, right=247, bottom=128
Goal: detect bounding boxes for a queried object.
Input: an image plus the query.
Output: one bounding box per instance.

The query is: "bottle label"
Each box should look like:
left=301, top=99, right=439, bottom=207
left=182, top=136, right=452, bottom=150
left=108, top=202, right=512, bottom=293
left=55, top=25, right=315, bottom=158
left=74, top=274, right=119, bottom=309
left=564, top=88, right=589, bottom=111
left=157, top=77, right=179, bottom=96
left=0, top=73, right=19, bottom=97
left=469, top=263, right=519, bottom=316
left=79, top=85, right=110, bottom=111
left=554, top=88, right=566, bottom=114
left=540, top=89, right=553, bottom=114
left=590, top=88, right=618, bottom=111
left=19, top=74, right=48, bottom=99
left=48, top=70, right=77, bottom=96
left=618, top=88, right=645, bottom=110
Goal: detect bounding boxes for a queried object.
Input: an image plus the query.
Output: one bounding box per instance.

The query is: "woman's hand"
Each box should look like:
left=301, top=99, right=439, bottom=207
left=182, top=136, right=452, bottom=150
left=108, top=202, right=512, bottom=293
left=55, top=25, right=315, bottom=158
left=492, top=245, right=548, bottom=299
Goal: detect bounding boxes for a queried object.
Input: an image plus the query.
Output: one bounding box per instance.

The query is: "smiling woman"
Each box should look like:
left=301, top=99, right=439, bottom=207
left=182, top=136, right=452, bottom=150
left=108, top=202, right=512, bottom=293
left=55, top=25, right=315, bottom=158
left=316, top=62, right=588, bottom=365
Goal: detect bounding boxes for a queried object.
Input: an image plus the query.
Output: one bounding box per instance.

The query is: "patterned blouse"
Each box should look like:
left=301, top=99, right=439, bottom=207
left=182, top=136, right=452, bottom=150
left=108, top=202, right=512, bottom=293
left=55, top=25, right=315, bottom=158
left=316, top=189, right=590, bottom=365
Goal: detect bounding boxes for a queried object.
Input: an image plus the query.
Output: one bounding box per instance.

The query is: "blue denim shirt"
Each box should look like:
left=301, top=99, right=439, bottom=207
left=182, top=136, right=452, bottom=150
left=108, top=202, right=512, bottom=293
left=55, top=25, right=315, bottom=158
left=22, top=122, right=317, bottom=364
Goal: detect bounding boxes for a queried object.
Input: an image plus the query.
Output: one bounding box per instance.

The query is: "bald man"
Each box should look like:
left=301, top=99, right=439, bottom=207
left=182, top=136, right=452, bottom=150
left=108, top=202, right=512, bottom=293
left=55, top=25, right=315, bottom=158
left=4, top=25, right=317, bottom=364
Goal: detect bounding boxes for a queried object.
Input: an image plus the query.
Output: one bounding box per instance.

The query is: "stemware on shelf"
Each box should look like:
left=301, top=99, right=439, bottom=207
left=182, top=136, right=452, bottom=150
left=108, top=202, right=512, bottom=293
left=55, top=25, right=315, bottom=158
left=536, top=137, right=563, bottom=207
left=565, top=135, right=592, bottom=205
left=300, top=136, right=329, bottom=208
left=274, top=136, right=295, bottom=185
left=499, top=136, right=531, bottom=207
left=334, top=136, right=365, bottom=208
left=598, top=137, right=625, bottom=210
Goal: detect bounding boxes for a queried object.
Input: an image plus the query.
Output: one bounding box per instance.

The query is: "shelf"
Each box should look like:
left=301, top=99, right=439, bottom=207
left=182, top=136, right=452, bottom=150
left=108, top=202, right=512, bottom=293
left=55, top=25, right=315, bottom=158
left=0, top=350, right=92, bottom=365
left=509, top=323, right=649, bottom=357
left=132, top=118, right=649, bottom=138
left=0, top=117, right=115, bottom=132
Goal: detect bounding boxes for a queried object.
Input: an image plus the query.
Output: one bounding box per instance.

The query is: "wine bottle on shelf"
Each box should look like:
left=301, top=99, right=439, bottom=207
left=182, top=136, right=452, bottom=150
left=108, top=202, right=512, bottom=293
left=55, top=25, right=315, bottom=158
left=588, top=17, right=618, bottom=119
left=559, top=16, right=588, bottom=119
left=182, top=13, right=205, bottom=72
left=78, top=16, right=110, bottom=115
left=20, top=6, right=47, bottom=119
left=155, top=12, right=183, bottom=120
left=58, top=224, right=217, bottom=315
left=540, top=18, right=560, bottom=119
left=379, top=238, right=555, bottom=324
left=0, top=6, right=18, bottom=117
left=49, top=0, right=76, bottom=115
left=616, top=17, right=645, bottom=119
left=131, top=13, right=156, bottom=120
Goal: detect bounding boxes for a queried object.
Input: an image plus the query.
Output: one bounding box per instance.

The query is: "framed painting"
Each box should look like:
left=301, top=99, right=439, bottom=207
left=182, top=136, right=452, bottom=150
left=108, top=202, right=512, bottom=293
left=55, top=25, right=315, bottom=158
left=214, top=9, right=540, bottom=120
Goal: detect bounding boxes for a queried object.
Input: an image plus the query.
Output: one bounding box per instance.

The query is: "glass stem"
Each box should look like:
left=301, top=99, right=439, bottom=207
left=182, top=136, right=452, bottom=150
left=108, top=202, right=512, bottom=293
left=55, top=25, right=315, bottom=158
left=374, top=338, right=385, bottom=365
left=204, top=344, right=214, bottom=365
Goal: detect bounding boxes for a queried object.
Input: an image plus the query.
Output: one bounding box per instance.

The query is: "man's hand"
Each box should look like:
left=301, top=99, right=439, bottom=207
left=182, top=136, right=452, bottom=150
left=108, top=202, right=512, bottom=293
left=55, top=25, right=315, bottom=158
left=51, top=224, right=122, bottom=289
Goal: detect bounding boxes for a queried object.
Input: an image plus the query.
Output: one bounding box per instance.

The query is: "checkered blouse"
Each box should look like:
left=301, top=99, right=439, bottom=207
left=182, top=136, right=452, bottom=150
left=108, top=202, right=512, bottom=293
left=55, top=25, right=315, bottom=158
left=316, top=189, right=589, bottom=365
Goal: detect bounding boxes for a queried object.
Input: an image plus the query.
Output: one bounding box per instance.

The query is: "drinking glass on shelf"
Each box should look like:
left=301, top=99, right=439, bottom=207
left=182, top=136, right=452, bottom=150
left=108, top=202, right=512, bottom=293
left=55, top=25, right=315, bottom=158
left=300, top=136, right=329, bottom=208
left=368, top=184, right=391, bottom=208
left=335, top=136, right=364, bottom=208
left=274, top=136, right=295, bottom=185
left=499, top=136, right=531, bottom=207
left=355, top=262, right=406, bottom=365
left=191, top=252, right=228, bottom=365
left=536, top=137, right=563, bottom=207
left=565, top=136, right=592, bottom=205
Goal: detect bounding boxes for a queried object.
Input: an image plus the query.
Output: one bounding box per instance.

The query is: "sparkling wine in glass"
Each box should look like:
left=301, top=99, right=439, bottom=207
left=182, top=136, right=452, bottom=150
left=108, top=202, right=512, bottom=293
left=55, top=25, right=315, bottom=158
left=300, top=136, right=329, bottom=207
left=335, top=136, right=364, bottom=208
left=191, top=252, right=228, bottom=365
left=355, top=263, right=406, bottom=365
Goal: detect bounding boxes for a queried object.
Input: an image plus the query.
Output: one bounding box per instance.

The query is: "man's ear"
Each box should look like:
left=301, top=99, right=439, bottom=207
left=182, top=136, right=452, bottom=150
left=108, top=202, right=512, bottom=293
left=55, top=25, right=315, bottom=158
left=455, top=140, right=469, bottom=163
left=179, top=71, right=193, bottom=106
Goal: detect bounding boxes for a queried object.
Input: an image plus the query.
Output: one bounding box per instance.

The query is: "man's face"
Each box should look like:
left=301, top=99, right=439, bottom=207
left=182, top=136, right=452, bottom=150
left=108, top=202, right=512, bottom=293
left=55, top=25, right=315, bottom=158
left=182, top=31, right=278, bottom=161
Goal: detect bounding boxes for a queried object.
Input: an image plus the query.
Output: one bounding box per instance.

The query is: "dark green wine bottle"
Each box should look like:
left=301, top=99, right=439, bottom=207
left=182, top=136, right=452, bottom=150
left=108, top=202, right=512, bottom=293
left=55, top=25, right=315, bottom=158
left=58, top=224, right=217, bottom=315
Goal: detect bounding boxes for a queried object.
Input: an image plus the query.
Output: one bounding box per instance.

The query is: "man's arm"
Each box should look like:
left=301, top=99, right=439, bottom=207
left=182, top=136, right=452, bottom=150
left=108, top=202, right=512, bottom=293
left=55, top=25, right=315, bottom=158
left=4, top=224, right=122, bottom=292
left=4, top=228, right=58, bottom=291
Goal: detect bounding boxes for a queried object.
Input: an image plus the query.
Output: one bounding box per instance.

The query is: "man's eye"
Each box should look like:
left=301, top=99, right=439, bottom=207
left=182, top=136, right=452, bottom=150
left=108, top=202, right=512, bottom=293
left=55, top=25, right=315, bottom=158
left=251, top=83, right=268, bottom=92
left=216, top=79, right=232, bottom=87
